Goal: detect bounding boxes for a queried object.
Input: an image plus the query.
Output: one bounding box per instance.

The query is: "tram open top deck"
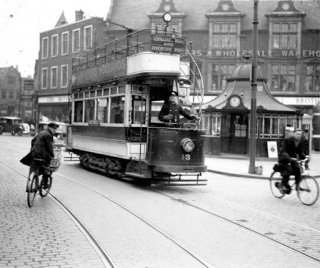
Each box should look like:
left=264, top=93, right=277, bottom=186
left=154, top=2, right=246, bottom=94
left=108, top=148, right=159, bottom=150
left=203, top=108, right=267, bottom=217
left=71, top=29, right=192, bottom=89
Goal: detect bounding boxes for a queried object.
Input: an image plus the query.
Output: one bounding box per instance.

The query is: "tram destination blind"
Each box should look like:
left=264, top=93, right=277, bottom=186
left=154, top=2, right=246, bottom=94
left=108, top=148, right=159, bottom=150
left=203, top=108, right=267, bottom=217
left=151, top=34, right=186, bottom=54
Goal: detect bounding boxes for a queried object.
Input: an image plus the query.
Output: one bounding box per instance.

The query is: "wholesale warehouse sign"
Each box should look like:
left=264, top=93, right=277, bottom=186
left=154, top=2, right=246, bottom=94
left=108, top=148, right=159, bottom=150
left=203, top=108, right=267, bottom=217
left=151, top=34, right=186, bottom=54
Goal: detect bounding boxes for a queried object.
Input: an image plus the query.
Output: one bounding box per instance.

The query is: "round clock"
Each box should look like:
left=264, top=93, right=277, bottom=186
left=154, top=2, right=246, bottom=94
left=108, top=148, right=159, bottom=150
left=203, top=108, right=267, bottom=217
left=230, top=96, right=241, bottom=107
left=163, top=13, right=172, bottom=23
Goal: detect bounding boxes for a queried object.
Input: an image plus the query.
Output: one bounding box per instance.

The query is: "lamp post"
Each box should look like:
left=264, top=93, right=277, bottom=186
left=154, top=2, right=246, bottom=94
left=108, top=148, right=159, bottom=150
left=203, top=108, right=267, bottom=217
left=248, top=0, right=259, bottom=174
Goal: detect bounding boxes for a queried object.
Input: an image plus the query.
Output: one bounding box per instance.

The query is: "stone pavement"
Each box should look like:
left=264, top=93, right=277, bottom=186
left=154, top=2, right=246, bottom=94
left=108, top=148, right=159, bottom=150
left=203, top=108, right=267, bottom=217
left=205, top=150, right=320, bottom=179
left=0, top=166, right=105, bottom=268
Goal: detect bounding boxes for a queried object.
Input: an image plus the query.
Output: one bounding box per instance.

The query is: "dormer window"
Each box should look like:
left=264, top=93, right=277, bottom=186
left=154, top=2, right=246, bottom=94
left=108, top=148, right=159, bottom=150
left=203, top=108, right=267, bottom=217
left=272, top=22, right=297, bottom=49
left=213, top=23, right=237, bottom=49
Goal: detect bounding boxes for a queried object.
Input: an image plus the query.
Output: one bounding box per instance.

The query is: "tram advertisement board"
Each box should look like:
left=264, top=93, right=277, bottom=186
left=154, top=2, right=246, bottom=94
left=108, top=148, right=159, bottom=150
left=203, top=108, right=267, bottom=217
left=73, top=58, right=127, bottom=86
left=151, top=34, right=186, bottom=54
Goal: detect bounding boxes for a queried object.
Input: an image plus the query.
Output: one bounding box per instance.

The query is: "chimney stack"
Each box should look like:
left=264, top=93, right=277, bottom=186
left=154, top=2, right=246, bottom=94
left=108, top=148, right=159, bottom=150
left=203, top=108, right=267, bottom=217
left=75, top=10, right=84, bottom=21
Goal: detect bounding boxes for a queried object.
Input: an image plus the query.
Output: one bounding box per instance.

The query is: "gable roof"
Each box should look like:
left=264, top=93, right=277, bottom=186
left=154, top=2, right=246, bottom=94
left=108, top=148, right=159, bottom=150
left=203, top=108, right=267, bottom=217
left=55, top=11, right=68, bottom=28
left=106, top=0, right=320, bottom=31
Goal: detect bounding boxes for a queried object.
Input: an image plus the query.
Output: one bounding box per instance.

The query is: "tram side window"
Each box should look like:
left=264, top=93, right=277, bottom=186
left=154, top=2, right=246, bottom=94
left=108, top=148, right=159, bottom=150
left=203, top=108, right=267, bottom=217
left=74, top=101, right=83, bottom=122
left=84, top=99, right=95, bottom=123
left=131, top=95, right=146, bottom=124
left=110, top=96, right=124, bottom=123
left=97, top=98, right=109, bottom=123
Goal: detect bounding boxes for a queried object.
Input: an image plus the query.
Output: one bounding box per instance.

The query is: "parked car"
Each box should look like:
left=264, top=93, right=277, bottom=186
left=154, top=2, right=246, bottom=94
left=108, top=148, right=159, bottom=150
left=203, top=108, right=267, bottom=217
left=0, top=116, right=30, bottom=136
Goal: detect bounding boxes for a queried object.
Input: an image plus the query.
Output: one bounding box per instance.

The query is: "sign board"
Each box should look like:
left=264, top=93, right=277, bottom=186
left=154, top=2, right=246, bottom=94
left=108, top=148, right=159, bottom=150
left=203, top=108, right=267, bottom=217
left=151, top=34, right=186, bottom=54
left=267, top=141, right=278, bottom=158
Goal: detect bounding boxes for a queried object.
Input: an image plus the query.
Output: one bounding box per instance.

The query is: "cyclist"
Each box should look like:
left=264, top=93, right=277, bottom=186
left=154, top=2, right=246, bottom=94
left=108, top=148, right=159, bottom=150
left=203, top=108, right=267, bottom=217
left=276, top=128, right=306, bottom=194
left=30, top=122, right=59, bottom=188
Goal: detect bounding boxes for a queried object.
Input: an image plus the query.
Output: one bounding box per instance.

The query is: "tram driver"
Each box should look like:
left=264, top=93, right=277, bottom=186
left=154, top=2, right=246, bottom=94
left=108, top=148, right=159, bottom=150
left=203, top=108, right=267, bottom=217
left=158, top=91, right=199, bottom=125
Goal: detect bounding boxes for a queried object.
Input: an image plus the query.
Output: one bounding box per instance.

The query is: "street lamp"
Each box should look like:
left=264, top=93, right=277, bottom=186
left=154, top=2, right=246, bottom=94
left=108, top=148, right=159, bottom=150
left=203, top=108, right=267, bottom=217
left=248, top=0, right=259, bottom=174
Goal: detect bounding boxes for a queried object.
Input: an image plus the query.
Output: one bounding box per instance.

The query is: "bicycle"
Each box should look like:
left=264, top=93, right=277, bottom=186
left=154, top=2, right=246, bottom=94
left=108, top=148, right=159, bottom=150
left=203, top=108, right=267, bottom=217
left=269, top=159, right=319, bottom=206
left=26, top=149, right=62, bottom=208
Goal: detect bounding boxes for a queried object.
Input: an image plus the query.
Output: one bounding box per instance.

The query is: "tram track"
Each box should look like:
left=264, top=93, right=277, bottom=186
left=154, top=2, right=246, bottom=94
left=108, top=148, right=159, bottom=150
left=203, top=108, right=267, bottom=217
left=0, top=161, right=212, bottom=268
left=151, top=187, right=320, bottom=263
left=0, top=161, right=115, bottom=268
left=2, top=159, right=320, bottom=266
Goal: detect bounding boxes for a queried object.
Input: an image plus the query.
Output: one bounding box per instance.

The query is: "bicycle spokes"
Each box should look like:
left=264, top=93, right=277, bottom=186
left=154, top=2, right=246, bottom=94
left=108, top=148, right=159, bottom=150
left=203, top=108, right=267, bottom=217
left=297, top=176, right=319, bottom=206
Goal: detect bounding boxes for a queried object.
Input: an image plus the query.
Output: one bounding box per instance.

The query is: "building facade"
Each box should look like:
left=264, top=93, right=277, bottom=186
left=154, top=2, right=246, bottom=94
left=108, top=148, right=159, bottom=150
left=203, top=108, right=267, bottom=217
left=36, top=10, right=106, bottom=123
left=106, top=0, right=319, bottom=113
left=0, top=66, right=21, bottom=116
left=20, top=78, right=36, bottom=123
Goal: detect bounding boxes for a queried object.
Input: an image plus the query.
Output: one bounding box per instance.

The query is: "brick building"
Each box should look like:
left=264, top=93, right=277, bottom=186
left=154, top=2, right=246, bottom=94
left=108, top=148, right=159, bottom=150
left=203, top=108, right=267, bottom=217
left=36, top=10, right=106, bottom=123
left=0, top=66, right=21, bottom=116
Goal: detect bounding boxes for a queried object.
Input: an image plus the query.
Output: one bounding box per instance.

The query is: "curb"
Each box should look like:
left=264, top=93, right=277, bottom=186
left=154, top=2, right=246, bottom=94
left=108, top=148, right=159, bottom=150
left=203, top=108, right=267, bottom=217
left=208, top=169, right=320, bottom=180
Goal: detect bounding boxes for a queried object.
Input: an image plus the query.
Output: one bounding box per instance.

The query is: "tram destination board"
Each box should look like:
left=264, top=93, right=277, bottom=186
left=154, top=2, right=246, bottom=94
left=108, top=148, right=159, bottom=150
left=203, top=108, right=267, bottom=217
left=151, top=34, right=186, bottom=54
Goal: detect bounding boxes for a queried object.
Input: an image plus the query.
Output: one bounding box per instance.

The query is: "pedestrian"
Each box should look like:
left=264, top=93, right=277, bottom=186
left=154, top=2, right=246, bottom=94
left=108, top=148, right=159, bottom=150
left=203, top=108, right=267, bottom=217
left=277, top=128, right=306, bottom=194
left=158, top=91, right=199, bottom=124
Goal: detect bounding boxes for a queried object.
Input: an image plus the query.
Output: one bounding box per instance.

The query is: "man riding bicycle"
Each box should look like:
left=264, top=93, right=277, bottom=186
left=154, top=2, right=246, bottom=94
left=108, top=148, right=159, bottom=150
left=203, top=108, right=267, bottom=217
left=29, top=122, right=59, bottom=188
left=276, top=128, right=306, bottom=194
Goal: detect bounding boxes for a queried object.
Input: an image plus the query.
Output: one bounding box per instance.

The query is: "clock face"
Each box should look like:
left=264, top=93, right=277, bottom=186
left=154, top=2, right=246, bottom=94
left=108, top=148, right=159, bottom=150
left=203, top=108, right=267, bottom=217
left=163, top=13, right=172, bottom=23
left=230, top=96, right=241, bottom=107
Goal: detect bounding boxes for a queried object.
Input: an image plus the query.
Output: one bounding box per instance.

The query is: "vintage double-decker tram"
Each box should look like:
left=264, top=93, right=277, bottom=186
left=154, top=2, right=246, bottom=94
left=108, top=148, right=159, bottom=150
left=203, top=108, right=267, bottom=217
left=67, top=26, right=207, bottom=185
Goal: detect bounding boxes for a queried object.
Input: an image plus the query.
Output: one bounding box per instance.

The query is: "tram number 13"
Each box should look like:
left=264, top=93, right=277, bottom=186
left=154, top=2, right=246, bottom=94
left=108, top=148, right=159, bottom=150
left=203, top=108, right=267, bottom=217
left=182, top=154, right=191, bottom=161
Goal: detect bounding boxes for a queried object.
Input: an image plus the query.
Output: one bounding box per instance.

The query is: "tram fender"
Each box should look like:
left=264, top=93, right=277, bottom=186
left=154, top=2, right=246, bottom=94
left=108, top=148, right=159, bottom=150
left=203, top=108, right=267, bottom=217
left=125, top=160, right=152, bottom=179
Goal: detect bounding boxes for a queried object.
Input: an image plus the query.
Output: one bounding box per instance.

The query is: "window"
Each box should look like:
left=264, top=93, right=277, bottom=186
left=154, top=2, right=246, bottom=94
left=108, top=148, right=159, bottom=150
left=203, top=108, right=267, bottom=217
left=304, top=65, right=320, bottom=92
left=74, top=100, right=83, bottom=122
left=72, top=29, right=80, bottom=53
left=51, top=34, right=58, bottom=57
left=51, top=66, right=58, bottom=88
left=97, top=98, right=109, bottom=123
left=1, top=90, right=6, bottom=99
left=61, top=32, right=69, bottom=55
left=271, top=64, right=296, bottom=92
left=110, top=96, right=124, bottom=123
left=201, top=113, right=221, bottom=136
left=272, top=23, right=297, bottom=49
left=131, top=95, right=146, bottom=125
left=84, top=26, right=92, bottom=50
left=257, top=115, right=299, bottom=138
left=7, top=76, right=16, bottom=85
left=9, top=91, right=14, bottom=99
left=61, top=64, right=68, bottom=87
left=41, top=68, right=48, bottom=89
left=84, top=99, right=95, bottom=123
left=41, top=37, right=49, bottom=58
left=213, top=23, right=237, bottom=49
left=211, top=64, right=235, bottom=91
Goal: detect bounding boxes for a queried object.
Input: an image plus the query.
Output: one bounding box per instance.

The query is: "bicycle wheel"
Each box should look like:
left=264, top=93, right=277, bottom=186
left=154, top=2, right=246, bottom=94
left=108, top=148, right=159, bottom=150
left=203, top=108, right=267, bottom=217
left=269, top=171, right=285, bottom=199
left=27, top=172, right=38, bottom=208
left=297, top=175, right=319, bottom=206
left=39, top=175, right=52, bottom=197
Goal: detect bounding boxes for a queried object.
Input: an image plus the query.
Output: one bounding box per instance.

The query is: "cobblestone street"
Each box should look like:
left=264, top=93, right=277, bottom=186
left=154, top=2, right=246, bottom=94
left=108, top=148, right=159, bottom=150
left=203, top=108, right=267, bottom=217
left=0, top=167, right=105, bottom=268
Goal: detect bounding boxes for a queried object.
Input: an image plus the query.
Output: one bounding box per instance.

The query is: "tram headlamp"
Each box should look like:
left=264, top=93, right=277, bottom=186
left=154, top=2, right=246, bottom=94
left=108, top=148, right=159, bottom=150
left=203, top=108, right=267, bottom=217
left=181, top=138, right=195, bottom=153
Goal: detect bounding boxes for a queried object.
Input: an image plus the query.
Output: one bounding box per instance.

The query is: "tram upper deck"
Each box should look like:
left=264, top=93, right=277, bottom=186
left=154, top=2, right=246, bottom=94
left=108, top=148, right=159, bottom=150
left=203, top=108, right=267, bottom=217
left=71, top=29, right=191, bottom=89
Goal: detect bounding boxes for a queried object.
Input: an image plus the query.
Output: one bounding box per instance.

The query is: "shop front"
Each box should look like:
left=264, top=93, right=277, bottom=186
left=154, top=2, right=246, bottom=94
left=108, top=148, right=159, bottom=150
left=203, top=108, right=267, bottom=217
left=37, top=95, right=69, bottom=123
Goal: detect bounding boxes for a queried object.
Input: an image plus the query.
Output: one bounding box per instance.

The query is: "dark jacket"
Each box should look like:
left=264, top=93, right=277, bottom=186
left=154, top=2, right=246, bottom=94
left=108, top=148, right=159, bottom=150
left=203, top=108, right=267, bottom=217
left=30, top=128, right=54, bottom=165
left=278, top=136, right=305, bottom=164
left=158, top=102, right=194, bottom=124
left=300, top=136, right=310, bottom=156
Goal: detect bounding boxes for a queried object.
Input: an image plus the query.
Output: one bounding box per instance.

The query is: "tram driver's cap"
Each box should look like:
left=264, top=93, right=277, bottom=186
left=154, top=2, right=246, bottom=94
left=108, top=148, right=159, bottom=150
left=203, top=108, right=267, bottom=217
left=48, top=122, right=59, bottom=129
left=170, top=91, right=178, bottom=96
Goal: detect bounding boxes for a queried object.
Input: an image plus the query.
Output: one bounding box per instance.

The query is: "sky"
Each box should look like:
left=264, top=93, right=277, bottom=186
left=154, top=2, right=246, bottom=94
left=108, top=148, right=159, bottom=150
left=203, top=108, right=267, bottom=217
left=0, top=0, right=111, bottom=77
